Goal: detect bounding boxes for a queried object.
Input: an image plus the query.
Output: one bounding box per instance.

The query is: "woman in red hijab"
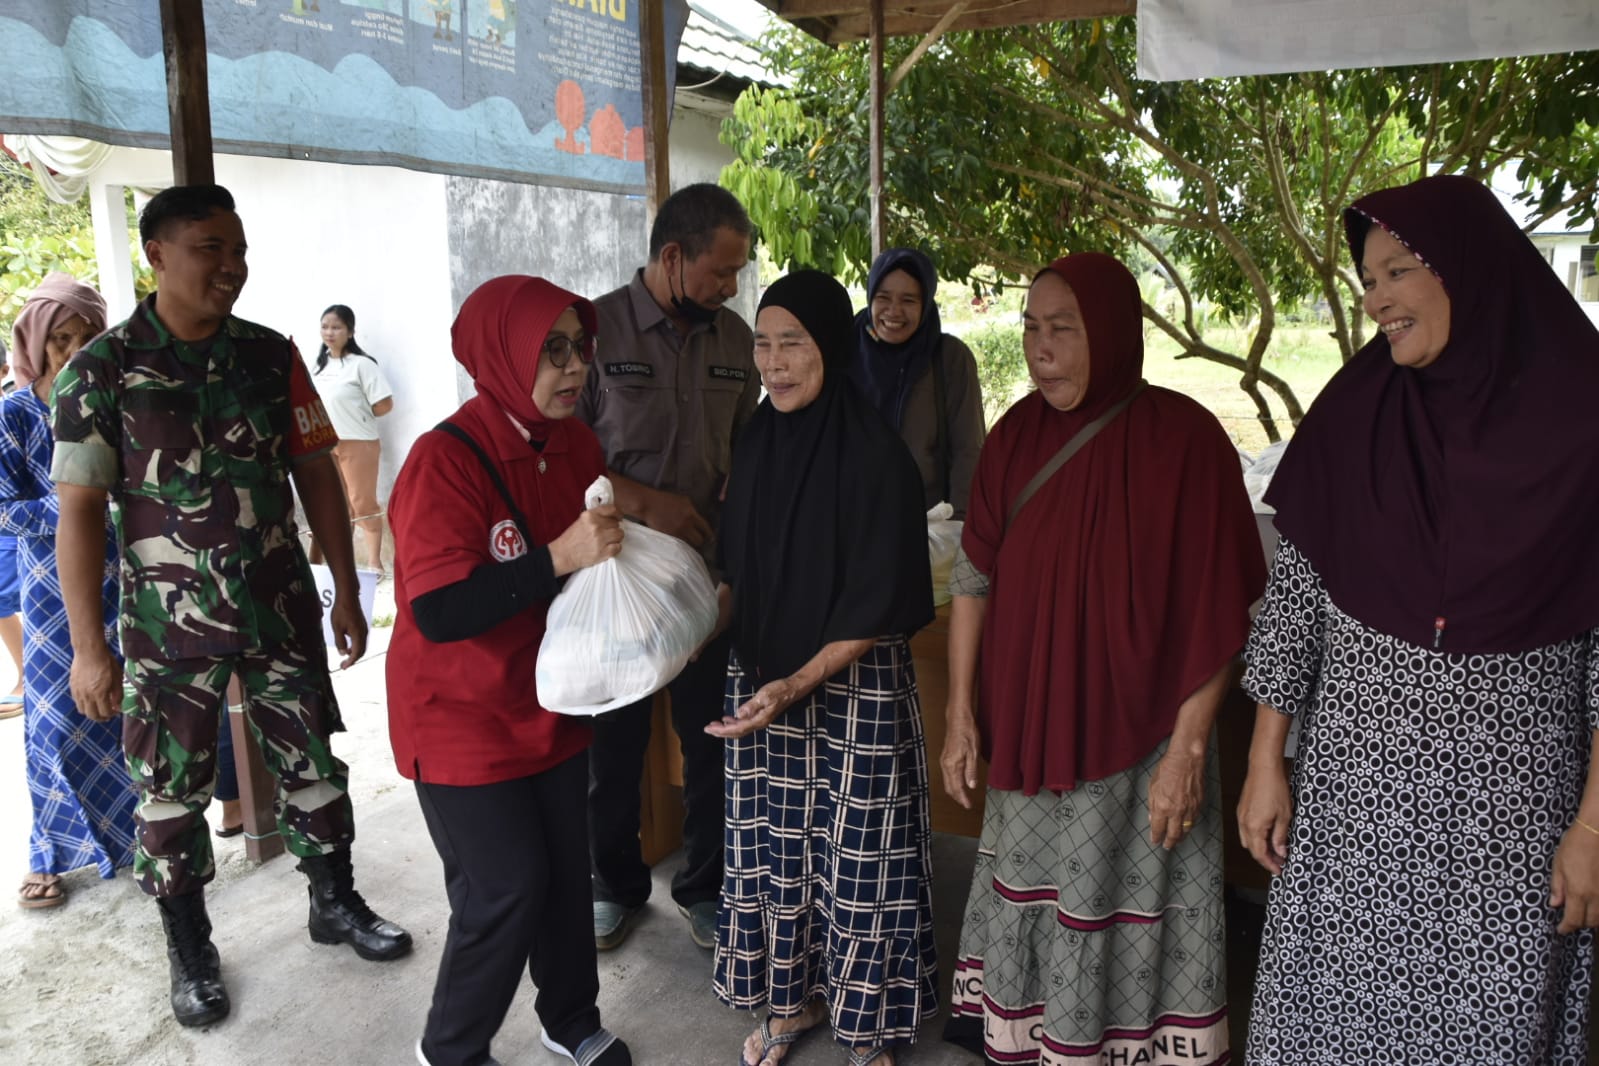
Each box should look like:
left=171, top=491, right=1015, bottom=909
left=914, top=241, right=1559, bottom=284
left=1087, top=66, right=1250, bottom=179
left=941, top=252, right=1264, bottom=1065
left=386, top=276, right=631, bottom=1066
left=1239, top=175, right=1599, bottom=1064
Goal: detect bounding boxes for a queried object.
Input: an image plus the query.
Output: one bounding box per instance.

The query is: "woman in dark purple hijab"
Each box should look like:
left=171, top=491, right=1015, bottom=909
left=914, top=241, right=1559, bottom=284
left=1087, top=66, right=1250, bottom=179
left=1235, top=174, right=1599, bottom=1064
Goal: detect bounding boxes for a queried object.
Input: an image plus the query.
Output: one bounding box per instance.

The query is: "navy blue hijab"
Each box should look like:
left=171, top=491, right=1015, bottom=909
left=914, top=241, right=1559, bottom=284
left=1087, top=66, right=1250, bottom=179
left=850, top=248, right=943, bottom=429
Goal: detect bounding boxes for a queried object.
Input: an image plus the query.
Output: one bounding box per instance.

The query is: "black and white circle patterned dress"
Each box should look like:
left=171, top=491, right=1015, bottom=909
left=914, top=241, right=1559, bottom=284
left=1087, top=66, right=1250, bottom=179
left=1242, top=538, right=1594, bottom=1065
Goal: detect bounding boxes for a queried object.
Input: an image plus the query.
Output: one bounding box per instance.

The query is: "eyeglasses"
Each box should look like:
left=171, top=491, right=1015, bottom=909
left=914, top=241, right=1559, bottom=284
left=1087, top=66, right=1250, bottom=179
left=542, top=334, right=592, bottom=369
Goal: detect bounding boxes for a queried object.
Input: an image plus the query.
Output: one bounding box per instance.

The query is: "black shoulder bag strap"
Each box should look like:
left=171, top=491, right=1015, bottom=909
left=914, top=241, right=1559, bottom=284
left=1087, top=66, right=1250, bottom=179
left=930, top=344, right=952, bottom=505
left=1005, top=381, right=1147, bottom=531
left=433, top=421, right=534, bottom=542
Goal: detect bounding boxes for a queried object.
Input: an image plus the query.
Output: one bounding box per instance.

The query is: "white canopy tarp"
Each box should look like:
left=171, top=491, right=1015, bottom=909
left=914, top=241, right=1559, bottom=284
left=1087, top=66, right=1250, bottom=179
left=1138, top=0, right=1599, bottom=82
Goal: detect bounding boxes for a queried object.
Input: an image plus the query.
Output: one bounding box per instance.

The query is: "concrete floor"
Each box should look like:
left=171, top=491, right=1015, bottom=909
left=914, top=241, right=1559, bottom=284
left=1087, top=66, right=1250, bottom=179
left=0, top=618, right=989, bottom=1066
left=0, top=764, right=985, bottom=1065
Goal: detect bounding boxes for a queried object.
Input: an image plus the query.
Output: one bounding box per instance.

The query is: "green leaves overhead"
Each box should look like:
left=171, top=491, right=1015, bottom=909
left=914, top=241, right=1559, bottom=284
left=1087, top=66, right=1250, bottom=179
left=719, top=18, right=1597, bottom=441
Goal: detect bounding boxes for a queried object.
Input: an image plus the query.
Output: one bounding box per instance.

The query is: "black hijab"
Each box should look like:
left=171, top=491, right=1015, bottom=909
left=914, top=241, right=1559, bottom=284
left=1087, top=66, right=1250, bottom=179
left=721, top=270, right=933, bottom=683
left=850, top=248, right=944, bottom=429
left=1266, top=175, right=1599, bottom=653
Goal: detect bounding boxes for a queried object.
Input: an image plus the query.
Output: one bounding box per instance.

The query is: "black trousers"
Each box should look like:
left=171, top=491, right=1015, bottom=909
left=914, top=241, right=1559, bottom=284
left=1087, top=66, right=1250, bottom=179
left=415, top=753, right=600, bottom=1066
left=588, top=631, right=730, bottom=909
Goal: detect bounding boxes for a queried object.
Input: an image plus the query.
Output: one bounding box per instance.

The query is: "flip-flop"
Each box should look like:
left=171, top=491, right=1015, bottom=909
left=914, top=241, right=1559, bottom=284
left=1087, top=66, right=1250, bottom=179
left=18, top=874, right=65, bottom=910
left=215, top=823, right=244, bottom=839
left=741, top=1014, right=820, bottom=1066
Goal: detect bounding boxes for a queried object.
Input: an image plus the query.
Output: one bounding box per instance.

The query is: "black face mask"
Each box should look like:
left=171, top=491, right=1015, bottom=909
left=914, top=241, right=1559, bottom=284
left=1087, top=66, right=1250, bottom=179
left=670, top=255, right=720, bottom=325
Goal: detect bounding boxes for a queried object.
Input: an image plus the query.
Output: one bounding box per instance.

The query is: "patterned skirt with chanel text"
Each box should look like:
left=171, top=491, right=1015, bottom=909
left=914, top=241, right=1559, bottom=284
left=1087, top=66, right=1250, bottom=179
left=945, top=738, right=1229, bottom=1066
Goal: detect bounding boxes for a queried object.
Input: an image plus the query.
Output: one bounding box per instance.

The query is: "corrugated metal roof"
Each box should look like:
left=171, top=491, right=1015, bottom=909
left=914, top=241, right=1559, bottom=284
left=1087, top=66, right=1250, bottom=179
left=679, top=0, right=785, bottom=88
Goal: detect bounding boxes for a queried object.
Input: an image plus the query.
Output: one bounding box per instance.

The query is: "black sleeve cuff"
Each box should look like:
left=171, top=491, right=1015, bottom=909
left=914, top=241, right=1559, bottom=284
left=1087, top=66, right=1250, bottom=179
left=410, top=547, right=561, bottom=643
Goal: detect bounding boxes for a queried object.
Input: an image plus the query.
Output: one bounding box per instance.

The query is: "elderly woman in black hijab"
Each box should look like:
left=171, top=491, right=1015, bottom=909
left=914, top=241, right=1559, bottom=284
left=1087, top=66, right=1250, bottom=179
left=707, top=271, right=936, bottom=1066
left=850, top=248, right=985, bottom=516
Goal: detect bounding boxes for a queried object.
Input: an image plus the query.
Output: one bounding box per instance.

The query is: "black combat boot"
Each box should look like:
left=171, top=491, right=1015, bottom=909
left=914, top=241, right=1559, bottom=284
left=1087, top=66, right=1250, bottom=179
left=156, top=892, right=230, bottom=1028
left=297, top=847, right=412, bottom=961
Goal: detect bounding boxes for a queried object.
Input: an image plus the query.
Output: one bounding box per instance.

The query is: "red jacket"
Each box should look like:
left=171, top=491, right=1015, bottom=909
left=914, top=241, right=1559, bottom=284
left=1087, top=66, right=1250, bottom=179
left=385, top=395, right=604, bottom=785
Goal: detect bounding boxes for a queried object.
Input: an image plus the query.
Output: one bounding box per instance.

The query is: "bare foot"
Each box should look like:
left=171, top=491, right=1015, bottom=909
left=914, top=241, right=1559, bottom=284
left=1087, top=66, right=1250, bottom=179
left=218, top=799, right=244, bottom=835
left=18, top=872, right=65, bottom=909
left=742, top=1000, right=827, bottom=1066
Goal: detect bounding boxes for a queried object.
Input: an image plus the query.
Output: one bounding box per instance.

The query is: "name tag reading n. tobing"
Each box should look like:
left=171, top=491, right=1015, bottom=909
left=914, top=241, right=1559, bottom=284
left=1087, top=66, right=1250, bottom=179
left=309, top=565, right=378, bottom=649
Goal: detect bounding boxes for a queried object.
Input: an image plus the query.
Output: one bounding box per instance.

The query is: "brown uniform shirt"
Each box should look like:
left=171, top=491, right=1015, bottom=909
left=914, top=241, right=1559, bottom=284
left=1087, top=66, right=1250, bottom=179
left=577, top=271, right=759, bottom=570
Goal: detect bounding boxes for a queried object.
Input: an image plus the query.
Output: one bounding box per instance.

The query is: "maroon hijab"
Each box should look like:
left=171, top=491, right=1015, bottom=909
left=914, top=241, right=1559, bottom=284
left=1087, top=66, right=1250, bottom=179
left=1266, top=175, right=1599, bottom=654
left=450, top=275, right=597, bottom=441
left=962, top=253, right=1264, bottom=794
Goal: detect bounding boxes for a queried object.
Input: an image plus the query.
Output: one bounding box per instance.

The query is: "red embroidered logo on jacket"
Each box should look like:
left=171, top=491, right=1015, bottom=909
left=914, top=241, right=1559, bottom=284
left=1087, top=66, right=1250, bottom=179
left=490, top=519, right=526, bottom=561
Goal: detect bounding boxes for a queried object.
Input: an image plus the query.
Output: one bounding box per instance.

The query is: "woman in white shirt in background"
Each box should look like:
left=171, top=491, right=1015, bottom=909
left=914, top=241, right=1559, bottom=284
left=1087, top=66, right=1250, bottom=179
left=311, top=304, right=394, bottom=578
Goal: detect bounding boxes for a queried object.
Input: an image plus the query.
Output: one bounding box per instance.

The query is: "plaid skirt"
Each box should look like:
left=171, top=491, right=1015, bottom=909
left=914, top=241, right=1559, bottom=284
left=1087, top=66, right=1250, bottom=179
left=713, top=637, right=938, bottom=1048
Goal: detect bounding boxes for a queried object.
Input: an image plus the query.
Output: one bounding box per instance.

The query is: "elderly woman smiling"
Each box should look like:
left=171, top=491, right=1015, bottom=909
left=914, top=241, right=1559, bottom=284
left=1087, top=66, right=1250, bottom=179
left=1239, top=175, right=1599, bottom=1064
left=709, top=270, right=936, bottom=1066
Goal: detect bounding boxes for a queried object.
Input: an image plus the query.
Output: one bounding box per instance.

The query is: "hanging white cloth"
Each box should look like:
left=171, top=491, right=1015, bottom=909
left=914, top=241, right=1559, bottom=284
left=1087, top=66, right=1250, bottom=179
left=2, top=135, right=112, bottom=204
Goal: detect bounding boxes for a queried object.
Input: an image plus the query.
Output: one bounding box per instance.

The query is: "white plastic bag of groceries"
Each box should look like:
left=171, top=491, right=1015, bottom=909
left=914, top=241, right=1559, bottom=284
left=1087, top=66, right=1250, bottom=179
left=927, top=502, right=963, bottom=609
left=537, top=476, right=719, bottom=716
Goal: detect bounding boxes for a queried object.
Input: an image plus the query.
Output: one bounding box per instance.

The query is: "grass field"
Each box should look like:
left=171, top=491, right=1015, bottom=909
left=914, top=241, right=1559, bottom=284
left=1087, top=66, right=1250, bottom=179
left=1142, top=325, right=1346, bottom=456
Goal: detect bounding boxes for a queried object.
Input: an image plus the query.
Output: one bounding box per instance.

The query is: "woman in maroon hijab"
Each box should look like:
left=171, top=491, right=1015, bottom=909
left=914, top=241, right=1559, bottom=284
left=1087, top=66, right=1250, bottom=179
left=941, top=252, right=1264, bottom=1065
left=386, top=276, right=631, bottom=1066
left=1238, top=175, right=1599, bottom=1064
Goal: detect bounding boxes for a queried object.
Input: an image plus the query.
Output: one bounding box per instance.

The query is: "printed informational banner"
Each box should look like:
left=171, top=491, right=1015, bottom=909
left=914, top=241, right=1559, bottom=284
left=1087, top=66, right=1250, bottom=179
left=1138, top=0, right=1599, bottom=82
left=309, top=563, right=379, bottom=651
left=0, top=0, right=688, bottom=192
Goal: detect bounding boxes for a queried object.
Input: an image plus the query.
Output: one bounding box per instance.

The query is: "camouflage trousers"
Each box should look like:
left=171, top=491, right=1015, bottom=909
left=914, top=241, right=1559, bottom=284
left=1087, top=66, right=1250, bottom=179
left=122, top=644, right=353, bottom=897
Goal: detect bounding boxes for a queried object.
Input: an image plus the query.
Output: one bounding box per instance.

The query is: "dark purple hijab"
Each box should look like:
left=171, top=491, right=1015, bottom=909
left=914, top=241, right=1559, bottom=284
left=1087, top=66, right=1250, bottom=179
left=1266, top=174, right=1599, bottom=654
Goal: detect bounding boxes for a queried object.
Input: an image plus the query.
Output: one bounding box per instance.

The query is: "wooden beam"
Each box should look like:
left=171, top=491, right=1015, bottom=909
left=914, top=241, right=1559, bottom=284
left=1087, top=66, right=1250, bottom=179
left=888, top=1, right=969, bottom=93
left=763, top=0, right=1134, bottom=44
left=159, top=0, right=214, bottom=184
left=869, top=0, right=885, bottom=257
left=640, top=0, right=672, bottom=222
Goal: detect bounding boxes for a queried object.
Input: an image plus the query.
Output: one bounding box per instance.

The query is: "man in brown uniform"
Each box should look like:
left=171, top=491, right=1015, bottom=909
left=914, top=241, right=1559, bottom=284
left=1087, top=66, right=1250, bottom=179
left=577, top=183, right=759, bottom=951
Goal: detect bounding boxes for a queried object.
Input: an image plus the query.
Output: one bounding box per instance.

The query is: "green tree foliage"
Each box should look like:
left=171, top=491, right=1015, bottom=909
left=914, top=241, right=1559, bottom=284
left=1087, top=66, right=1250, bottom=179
left=721, top=20, right=1599, bottom=440
left=0, top=157, right=153, bottom=339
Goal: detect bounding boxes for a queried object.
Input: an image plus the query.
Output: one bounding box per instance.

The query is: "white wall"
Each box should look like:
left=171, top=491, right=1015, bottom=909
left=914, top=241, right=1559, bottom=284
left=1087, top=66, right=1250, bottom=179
left=89, top=148, right=458, bottom=499
left=1534, top=234, right=1599, bottom=328
left=86, top=103, right=749, bottom=496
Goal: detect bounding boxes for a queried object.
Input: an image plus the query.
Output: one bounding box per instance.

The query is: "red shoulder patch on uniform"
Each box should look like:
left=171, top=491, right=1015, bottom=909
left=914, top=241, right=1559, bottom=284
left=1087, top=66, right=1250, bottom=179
left=287, top=341, right=339, bottom=457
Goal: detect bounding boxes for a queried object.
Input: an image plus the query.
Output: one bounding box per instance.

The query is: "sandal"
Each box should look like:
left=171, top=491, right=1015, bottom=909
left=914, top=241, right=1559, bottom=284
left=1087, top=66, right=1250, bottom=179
left=741, top=1010, right=823, bottom=1066
left=18, top=873, right=65, bottom=909
left=847, top=1049, right=889, bottom=1066
left=215, top=822, right=244, bottom=839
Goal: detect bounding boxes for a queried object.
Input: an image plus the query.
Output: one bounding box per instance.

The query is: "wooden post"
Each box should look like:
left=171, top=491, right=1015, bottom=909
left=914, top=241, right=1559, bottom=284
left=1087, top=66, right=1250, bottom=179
left=227, top=677, right=286, bottom=863
left=868, top=0, right=886, bottom=257
left=159, top=2, right=281, bottom=859
left=159, top=0, right=214, bottom=185
left=639, top=0, right=672, bottom=223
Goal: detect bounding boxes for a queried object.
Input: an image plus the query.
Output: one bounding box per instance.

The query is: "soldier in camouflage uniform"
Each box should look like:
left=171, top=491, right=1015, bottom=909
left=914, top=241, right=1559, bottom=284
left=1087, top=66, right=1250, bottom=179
left=50, top=184, right=410, bottom=1029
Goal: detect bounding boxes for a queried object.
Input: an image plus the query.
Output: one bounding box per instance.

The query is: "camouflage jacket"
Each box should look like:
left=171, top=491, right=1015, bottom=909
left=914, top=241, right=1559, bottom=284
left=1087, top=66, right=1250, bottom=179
left=51, top=294, right=339, bottom=662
